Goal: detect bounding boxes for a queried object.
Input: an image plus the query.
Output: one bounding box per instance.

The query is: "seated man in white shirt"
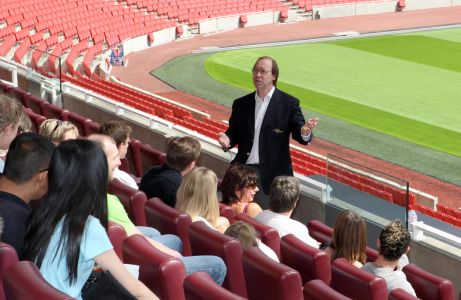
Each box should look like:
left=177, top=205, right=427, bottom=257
left=255, top=176, right=319, bottom=248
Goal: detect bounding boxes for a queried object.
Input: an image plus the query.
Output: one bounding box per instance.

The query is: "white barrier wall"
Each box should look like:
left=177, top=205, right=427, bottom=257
left=404, top=0, right=453, bottom=10
left=199, top=11, right=278, bottom=34
left=122, top=27, right=177, bottom=56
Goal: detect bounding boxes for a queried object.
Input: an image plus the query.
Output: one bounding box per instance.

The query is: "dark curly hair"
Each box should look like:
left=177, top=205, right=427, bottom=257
left=379, top=220, right=411, bottom=260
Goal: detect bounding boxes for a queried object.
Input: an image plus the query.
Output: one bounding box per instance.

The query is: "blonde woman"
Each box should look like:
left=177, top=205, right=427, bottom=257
left=176, top=167, right=229, bottom=233
left=39, top=119, right=79, bottom=145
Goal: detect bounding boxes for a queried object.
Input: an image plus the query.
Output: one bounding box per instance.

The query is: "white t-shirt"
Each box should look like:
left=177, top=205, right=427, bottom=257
left=113, top=168, right=138, bottom=189
left=258, top=240, right=279, bottom=262
left=255, top=210, right=319, bottom=248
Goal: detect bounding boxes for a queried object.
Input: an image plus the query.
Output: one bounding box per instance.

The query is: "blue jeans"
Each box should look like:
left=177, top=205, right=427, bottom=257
left=137, top=226, right=182, bottom=252
left=137, top=226, right=226, bottom=285
left=179, top=256, right=227, bottom=286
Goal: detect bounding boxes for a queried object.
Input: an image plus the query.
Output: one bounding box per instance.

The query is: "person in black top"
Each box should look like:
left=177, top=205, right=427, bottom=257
left=0, top=133, right=55, bottom=254
left=140, top=136, right=200, bottom=207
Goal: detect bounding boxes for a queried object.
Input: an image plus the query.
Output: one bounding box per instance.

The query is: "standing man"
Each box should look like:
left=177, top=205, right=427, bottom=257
left=218, top=56, right=318, bottom=208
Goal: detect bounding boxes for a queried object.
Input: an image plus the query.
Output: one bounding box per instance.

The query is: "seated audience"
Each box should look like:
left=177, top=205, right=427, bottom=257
left=39, top=119, right=79, bottom=145
left=176, top=167, right=230, bottom=233
left=225, top=221, right=279, bottom=262
left=323, top=210, right=367, bottom=267
left=0, top=95, right=23, bottom=172
left=22, top=139, right=157, bottom=299
left=221, top=164, right=262, bottom=218
left=0, top=133, right=55, bottom=254
left=140, top=136, right=200, bottom=207
left=255, top=176, right=319, bottom=248
left=362, top=220, right=416, bottom=296
left=98, top=120, right=137, bottom=189
left=88, top=134, right=226, bottom=285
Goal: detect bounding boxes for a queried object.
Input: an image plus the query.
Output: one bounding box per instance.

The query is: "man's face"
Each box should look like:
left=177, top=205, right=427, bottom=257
left=118, top=137, right=130, bottom=160
left=252, top=58, right=275, bottom=92
left=0, top=121, right=20, bottom=150
left=105, top=141, right=121, bottom=181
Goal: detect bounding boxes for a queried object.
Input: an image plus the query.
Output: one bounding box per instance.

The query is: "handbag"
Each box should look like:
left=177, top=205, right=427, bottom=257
left=81, top=270, right=137, bottom=300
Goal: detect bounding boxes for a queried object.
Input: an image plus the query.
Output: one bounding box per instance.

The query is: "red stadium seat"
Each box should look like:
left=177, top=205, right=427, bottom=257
left=0, top=242, right=19, bottom=300
left=331, top=258, right=387, bottom=300
left=303, top=279, right=351, bottom=300
left=388, top=288, right=421, bottom=300
left=145, top=197, right=193, bottom=256
left=107, top=221, right=128, bottom=261
left=403, top=263, right=455, bottom=300
left=219, top=203, right=235, bottom=224
left=3, top=261, right=73, bottom=300
left=108, top=179, right=147, bottom=226
left=280, top=234, right=331, bottom=285
left=242, top=247, right=303, bottom=300
left=188, top=221, right=246, bottom=297
left=183, top=272, right=246, bottom=300
left=122, top=234, right=187, bottom=300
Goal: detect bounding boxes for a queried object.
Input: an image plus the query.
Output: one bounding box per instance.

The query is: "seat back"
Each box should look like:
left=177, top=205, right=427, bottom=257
left=403, top=263, right=455, bottom=300
left=388, top=288, right=421, bottom=300
left=306, top=220, right=332, bottom=245
left=108, top=179, right=147, bottom=226
left=0, top=242, right=19, bottom=300
left=3, top=261, right=73, bottom=300
left=303, top=279, right=351, bottom=300
left=107, top=222, right=128, bottom=261
left=331, top=258, right=387, bottom=300
left=183, top=272, right=246, bottom=300
left=22, top=94, right=45, bottom=115
left=219, top=203, right=235, bottom=224
left=188, top=221, right=246, bottom=297
left=145, top=198, right=192, bottom=256
left=280, top=234, right=331, bottom=285
left=122, top=235, right=186, bottom=300
left=242, top=247, right=303, bottom=300
left=127, top=139, right=166, bottom=177
left=65, top=112, right=92, bottom=136
left=25, top=108, right=46, bottom=133
left=234, top=213, right=280, bottom=258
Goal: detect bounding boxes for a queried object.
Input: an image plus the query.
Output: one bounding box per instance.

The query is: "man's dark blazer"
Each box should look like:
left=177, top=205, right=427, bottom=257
left=225, top=88, right=312, bottom=194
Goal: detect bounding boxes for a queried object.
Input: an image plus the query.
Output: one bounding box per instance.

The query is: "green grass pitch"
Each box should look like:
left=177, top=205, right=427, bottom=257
left=204, top=28, right=461, bottom=157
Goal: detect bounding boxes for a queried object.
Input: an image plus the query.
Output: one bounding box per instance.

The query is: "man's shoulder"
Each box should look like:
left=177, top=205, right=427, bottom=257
left=142, top=165, right=181, bottom=183
left=273, top=88, right=298, bottom=103
left=0, top=191, right=30, bottom=212
left=234, top=92, right=256, bottom=105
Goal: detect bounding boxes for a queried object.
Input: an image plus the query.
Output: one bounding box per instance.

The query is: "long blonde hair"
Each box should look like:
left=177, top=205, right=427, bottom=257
left=175, top=167, right=219, bottom=227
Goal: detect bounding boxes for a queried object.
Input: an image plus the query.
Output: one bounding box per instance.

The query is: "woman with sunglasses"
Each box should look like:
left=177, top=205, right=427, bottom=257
left=221, top=163, right=262, bottom=218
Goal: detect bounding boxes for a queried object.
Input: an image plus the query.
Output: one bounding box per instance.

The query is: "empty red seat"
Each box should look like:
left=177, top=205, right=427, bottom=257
left=331, top=258, right=387, bottom=300
left=403, top=263, right=455, bottom=300
left=108, top=179, right=148, bottom=226
left=145, top=197, right=193, bottom=256
left=183, top=272, right=245, bottom=300
left=188, top=221, right=246, bottom=297
left=242, top=247, right=303, bottom=300
left=303, top=279, right=351, bottom=300
left=280, top=234, right=331, bottom=285
left=3, top=261, right=73, bottom=300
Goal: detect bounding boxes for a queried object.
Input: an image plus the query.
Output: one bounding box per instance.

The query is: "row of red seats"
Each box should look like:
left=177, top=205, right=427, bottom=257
left=294, top=0, right=391, bottom=11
